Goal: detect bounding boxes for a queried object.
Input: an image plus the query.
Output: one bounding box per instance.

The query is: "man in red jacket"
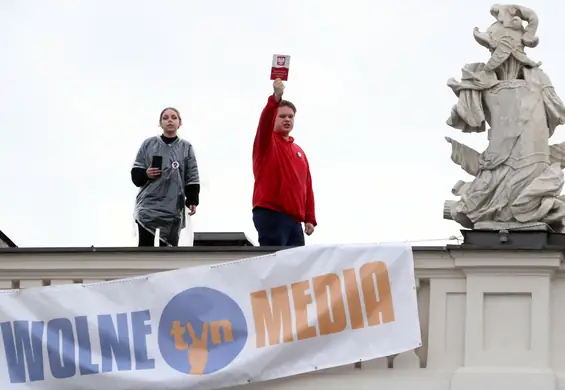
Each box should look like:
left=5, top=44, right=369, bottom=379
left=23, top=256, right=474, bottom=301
left=252, top=78, right=317, bottom=246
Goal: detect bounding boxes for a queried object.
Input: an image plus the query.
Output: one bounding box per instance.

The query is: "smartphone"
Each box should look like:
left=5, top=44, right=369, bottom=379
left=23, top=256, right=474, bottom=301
left=151, top=155, right=163, bottom=169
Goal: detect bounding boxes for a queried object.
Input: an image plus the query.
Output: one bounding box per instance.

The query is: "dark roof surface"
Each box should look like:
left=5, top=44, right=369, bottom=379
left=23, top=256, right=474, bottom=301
left=0, top=245, right=445, bottom=254
left=2, top=230, right=560, bottom=254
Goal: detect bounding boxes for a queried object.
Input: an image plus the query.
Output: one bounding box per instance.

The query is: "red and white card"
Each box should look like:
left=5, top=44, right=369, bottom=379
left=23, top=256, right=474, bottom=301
left=270, top=54, right=291, bottom=81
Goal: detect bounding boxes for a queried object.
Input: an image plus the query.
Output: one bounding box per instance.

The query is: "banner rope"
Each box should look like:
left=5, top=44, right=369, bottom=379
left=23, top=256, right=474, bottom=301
left=377, top=235, right=463, bottom=245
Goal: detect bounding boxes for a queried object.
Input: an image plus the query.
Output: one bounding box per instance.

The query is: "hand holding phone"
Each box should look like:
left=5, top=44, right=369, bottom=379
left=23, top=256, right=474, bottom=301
left=147, top=155, right=163, bottom=179
left=146, top=167, right=161, bottom=179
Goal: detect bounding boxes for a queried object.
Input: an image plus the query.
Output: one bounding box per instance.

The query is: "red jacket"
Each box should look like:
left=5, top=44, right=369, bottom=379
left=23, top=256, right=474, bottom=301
left=252, top=95, right=317, bottom=226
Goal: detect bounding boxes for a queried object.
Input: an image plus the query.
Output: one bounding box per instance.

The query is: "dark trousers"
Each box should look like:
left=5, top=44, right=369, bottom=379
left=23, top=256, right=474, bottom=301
left=252, top=207, right=305, bottom=246
left=137, top=222, right=180, bottom=247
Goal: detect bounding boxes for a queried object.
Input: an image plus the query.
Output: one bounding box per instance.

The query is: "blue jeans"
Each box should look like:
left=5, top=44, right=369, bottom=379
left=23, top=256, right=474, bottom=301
left=252, top=207, right=305, bottom=246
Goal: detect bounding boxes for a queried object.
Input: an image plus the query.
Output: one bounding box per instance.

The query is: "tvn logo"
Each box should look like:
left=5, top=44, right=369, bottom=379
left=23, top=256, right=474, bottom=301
left=170, top=320, right=234, bottom=375
left=158, top=287, right=248, bottom=375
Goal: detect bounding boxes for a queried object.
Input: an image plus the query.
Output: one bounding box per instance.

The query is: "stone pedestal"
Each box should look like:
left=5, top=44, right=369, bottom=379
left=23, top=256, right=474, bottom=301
left=447, top=245, right=562, bottom=390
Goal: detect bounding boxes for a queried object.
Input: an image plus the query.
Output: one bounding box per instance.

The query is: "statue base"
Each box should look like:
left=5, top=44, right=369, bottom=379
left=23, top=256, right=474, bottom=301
left=457, top=229, right=565, bottom=249
left=474, top=221, right=550, bottom=231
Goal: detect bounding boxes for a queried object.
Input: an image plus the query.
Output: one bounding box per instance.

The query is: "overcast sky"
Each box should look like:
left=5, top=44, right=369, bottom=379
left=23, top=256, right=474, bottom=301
left=1, top=0, right=564, bottom=247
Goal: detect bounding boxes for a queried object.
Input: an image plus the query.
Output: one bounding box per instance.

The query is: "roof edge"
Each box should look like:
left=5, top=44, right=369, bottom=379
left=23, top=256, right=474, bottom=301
left=0, top=245, right=447, bottom=254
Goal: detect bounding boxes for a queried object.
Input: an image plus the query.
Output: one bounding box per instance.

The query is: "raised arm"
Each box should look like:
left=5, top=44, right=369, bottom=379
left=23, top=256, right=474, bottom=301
left=253, top=79, right=285, bottom=160
left=184, top=143, right=200, bottom=208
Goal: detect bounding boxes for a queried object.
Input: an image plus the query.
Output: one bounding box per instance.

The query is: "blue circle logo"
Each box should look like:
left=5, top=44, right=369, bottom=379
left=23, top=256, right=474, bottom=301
left=158, top=287, right=248, bottom=375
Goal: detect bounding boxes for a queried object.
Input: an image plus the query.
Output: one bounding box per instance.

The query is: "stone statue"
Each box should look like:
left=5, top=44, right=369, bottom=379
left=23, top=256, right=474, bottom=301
left=444, top=4, right=565, bottom=232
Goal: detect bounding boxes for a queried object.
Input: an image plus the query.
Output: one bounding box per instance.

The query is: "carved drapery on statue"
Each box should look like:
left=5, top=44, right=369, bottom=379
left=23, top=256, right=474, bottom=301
left=444, top=4, right=565, bottom=231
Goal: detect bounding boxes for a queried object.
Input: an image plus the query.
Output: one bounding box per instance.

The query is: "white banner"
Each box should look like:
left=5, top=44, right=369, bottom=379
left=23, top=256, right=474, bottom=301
left=0, top=244, right=421, bottom=389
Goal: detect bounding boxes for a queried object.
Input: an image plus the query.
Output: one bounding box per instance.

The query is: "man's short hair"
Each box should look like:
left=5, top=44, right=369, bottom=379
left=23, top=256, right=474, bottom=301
left=280, top=100, right=297, bottom=113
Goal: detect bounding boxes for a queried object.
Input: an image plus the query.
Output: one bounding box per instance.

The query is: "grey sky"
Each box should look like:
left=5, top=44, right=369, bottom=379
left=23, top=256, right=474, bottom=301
left=1, top=0, right=564, bottom=247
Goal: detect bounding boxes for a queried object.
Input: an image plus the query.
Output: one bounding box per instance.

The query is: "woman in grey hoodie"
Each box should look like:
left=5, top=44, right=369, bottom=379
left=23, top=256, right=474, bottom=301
left=131, top=107, right=200, bottom=247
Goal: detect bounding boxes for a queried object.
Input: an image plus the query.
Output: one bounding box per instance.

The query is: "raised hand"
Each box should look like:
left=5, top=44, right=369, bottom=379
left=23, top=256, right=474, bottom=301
left=273, top=78, right=285, bottom=101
